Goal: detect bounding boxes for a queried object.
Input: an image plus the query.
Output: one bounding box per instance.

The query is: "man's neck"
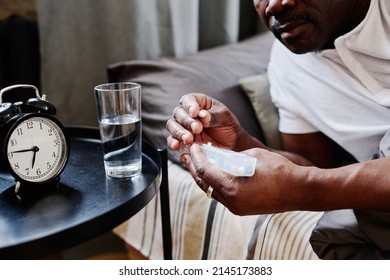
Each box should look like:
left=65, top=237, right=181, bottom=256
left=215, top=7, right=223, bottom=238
left=324, top=0, right=371, bottom=50
left=343, top=0, right=371, bottom=35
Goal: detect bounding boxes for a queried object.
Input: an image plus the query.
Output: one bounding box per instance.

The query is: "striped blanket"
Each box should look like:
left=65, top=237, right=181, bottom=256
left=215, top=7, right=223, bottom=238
left=113, top=161, right=323, bottom=260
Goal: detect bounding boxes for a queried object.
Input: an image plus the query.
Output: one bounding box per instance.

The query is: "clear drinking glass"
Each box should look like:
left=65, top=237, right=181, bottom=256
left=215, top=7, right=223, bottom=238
left=94, top=82, right=142, bottom=178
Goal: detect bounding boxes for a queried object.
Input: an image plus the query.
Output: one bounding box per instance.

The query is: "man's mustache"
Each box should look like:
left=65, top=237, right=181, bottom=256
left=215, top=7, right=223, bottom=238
left=270, top=14, right=313, bottom=33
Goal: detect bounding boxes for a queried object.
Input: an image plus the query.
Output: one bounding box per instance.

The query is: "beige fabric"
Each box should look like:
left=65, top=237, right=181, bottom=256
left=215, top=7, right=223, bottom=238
left=113, top=161, right=323, bottom=260
left=253, top=211, right=322, bottom=259
left=239, top=73, right=282, bottom=150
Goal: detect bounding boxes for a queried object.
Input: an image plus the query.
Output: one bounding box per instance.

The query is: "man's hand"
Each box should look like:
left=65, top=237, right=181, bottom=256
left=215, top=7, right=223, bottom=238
left=166, top=93, right=243, bottom=155
left=181, top=143, right=308, bottom=215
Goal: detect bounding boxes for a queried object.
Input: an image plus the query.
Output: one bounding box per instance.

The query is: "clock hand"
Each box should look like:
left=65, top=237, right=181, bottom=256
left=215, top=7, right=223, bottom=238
left=31, top=146, right=39, bottom=169
left=12, top=147, right=36, bottom=153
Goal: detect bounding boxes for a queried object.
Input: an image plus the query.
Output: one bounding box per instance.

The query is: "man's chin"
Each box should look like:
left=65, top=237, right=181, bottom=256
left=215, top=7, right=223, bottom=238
left=274, top=28, right=324, bottom=54
left=279, top=38, right=320, bottom=54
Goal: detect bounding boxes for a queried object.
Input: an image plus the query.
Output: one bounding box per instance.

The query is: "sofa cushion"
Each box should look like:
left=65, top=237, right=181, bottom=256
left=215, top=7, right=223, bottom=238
left=114, top=160, right=323, bottom=259
left=107, top=32, right=275, bottom=163
left=310, top=209, right=390, bottom=259
left=239, top=72, right=282, bottom=149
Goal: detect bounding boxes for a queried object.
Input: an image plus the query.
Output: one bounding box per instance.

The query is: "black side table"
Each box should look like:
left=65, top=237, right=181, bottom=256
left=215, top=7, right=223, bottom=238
left=0, top=126, right=172, bottom=259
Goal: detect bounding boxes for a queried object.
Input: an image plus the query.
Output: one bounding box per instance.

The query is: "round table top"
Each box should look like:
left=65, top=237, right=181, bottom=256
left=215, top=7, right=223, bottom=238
left=0, top=126, right=161, bottom=259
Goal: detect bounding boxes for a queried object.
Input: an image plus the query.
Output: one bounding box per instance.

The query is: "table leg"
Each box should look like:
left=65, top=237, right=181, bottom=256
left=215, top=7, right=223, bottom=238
left=158, top=148, right=172, bottom=260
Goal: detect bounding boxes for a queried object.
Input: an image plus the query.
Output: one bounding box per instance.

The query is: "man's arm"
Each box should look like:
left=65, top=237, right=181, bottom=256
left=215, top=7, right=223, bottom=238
left=301, top=157, right=390, bottom=212
left=246, top=131, right=390, bottom=212
left=235, top=129, right=343, bottom=168
left=280, top=132, right=353, bottom=168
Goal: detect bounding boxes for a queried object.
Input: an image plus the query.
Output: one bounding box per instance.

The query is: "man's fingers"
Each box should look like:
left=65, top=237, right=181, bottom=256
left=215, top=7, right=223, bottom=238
left=166, top=118, right=195, bottom=145
left=190, top=144, right=231, bottom=190
left=173, top=105, right=203, bottom=134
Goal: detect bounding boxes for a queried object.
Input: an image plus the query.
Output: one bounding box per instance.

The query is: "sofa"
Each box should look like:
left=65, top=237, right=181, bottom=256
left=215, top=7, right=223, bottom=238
left=106, top=31, right=325, bottom=260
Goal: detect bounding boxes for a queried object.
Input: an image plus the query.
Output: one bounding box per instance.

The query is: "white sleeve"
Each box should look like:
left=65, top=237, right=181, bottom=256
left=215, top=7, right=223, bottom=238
left=277, top=106, right=319, bottom=134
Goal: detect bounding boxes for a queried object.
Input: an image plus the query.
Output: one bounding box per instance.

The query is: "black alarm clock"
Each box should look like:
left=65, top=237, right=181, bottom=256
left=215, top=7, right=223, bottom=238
left=0, top=84, right=69, bottom=196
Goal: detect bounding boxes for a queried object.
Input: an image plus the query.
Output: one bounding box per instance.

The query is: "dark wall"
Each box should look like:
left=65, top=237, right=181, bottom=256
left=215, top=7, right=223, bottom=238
left=0, top=15, right=40, bottom=101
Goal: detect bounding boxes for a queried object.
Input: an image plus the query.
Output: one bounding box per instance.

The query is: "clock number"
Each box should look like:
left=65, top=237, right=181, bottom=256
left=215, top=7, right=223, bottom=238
left=14, top=163, right=20, bottom=170
left=25, top=168, right=29, bottom=175
left=40, top=123, right=43, bottom=130
left=16, top=128, right=23, bottom=136
left=48, top=128, right=53, bottom=136
left=52, top=151, right=56, bottom=158
left=47, top=162, right=52, bottom=170
left=26, top=122, right=33, bottom=129
left=36, top=168, right=41, bottom=175
left=10, top=139, right=17, bottom=147
left=7, top=152, right=13, bottom=159
left=54, top=139, right=60, bottom=146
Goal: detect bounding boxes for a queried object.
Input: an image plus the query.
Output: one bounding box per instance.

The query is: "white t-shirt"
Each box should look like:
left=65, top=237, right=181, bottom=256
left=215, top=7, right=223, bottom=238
left=268, top=0, right=390, bottom=162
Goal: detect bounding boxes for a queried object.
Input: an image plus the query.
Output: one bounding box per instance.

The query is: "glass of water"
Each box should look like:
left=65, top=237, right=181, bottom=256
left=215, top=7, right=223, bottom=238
left=94, top=82, right=142, bottom=178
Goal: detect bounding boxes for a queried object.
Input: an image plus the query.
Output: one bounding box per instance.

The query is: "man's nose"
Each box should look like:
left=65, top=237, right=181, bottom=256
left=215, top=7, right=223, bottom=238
left=265, top=0, right=297, bottom=16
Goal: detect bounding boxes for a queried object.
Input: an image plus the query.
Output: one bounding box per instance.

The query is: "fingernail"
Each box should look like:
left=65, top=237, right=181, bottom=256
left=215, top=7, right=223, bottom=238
left=190, top=122, right=198, bottom=132
left=180, top=153, right=189, bottom=165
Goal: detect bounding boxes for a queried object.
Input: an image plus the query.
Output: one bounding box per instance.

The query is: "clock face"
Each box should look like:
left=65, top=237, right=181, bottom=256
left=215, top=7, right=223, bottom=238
left=6, top=116, right=68, bottom=183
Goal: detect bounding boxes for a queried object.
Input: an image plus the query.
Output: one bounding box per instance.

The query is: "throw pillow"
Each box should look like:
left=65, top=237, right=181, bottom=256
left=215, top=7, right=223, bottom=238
left=107, top=32, right=275, bottom=163
left=239, top=73, right=282, bottom=150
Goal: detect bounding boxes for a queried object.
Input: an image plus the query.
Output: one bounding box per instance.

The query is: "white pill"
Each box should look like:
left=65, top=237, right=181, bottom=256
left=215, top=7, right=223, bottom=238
left=198, top=110, right=207, bottom=118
